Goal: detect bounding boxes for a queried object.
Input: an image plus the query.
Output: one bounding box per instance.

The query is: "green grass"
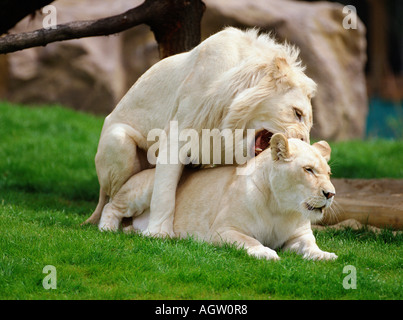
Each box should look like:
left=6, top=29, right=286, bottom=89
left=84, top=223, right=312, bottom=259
left=329, top=139, right=403, bottom=178
left=0, top=102, right=402, bottom=300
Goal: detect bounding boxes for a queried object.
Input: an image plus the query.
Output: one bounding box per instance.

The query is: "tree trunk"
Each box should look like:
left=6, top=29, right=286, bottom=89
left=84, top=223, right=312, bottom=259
left=367, top=0, right=389, bottom=96
left=148, top=0, right=206, bottom=58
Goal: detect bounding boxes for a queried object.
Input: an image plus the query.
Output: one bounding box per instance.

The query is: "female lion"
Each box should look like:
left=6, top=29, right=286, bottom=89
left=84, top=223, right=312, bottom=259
left=99, top=134, right=337, bottom=261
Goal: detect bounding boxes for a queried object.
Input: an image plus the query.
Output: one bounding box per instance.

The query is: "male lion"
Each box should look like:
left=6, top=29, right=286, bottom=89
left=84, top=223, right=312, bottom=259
left=99, top=133, right=337, bottom=261
left=83, top=27, right=317, bottom=238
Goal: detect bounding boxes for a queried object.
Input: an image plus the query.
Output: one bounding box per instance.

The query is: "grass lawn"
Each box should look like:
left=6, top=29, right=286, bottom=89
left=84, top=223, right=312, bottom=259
left=0, top=102, right=402, bottom=300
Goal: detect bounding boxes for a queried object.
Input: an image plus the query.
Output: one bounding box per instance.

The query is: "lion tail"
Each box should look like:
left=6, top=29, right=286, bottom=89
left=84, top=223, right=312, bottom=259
left=81, top=188, right=108, bottom=225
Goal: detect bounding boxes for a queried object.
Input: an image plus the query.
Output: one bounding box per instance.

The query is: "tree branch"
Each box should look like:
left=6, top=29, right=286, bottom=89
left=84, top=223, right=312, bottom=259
left=0, top=0, right=205, bottom=57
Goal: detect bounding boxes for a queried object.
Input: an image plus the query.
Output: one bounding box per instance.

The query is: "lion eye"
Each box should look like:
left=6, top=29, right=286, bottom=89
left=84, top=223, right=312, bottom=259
left=304, top=167, right=315, bottom=175
left=294, top=108, right=303, bottom=121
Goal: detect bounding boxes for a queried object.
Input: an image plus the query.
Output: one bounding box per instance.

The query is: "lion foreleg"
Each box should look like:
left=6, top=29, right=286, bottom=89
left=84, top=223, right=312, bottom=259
left=283, top=230, right=338, bottom=260
left=215, top=229, right=280, bottom=261
left=144, top=162, right=184, bottom=238
left=98, top=203, right=123, bottom=232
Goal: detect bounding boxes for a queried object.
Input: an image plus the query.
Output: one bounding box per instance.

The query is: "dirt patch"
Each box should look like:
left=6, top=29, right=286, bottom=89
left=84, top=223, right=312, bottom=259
left=318, top=179, right=403, bottom=229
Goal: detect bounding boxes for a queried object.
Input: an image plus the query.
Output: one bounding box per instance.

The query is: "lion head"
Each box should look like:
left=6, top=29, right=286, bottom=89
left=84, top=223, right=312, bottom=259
left=180, top=28, right=316, bottom=164
left=215, top=29, right=316, bottom=156
left=268, top=133, right=335, bottom=223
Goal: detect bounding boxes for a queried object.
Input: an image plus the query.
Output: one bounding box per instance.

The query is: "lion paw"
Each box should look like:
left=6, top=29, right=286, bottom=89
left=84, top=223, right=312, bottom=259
left=142, top=226, right=175, bottom=238
left=247, top=245, right=280, bottom=261
left=304, top=250, right=338, bottom=261
left=98, top=218, right=120, bottom=232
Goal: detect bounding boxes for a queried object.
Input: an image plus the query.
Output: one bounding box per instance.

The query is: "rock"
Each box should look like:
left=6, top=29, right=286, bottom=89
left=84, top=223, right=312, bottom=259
left=312, top=219, right=401, bottom=235
left=201, top=0, right=368, bottom=141
left=318, top=179, right=403, bottom=229
left=4, top=0, right=158, bottom=114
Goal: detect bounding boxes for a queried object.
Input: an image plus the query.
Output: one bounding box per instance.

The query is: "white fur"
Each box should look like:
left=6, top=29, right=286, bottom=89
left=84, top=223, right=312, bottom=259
left=84, top=28, right=317, bottom=238
left=99, top=134, right=337, bottom=261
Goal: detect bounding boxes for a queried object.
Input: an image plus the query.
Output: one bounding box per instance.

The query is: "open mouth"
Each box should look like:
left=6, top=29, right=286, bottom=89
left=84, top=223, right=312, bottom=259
left=255, top=129, right=273, bottom=156
left=305, top=203, right=326, bottom=214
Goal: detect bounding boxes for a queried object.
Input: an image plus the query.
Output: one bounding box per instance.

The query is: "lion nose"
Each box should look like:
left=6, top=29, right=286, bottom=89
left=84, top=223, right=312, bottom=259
left=323, top=190, right=335, bottom=199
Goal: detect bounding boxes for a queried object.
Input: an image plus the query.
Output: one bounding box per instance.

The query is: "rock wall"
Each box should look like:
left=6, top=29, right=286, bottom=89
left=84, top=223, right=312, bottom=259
left=1, top=0, right=367, bottom=140
left=3, top=0, right=159, bottom=115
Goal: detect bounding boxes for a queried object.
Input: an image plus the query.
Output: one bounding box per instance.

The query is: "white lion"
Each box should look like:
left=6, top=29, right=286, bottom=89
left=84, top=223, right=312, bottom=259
left=83, top=28, right=317, bottom=238
left=99, top=133, right=337, bottom=261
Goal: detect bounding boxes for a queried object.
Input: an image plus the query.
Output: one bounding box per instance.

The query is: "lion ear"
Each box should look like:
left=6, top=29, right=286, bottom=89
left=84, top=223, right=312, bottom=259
left=270, top=57, right=292, bottom=86
left=270, top=133, right=290, bottom=161
left=313, top=141, right=331, bottom=162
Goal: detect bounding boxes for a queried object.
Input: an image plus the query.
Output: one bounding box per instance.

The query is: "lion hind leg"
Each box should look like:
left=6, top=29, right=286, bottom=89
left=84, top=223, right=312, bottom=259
left=82, top=188, right=108, bottom=225
left=83, top=123, right=144, bottom=225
